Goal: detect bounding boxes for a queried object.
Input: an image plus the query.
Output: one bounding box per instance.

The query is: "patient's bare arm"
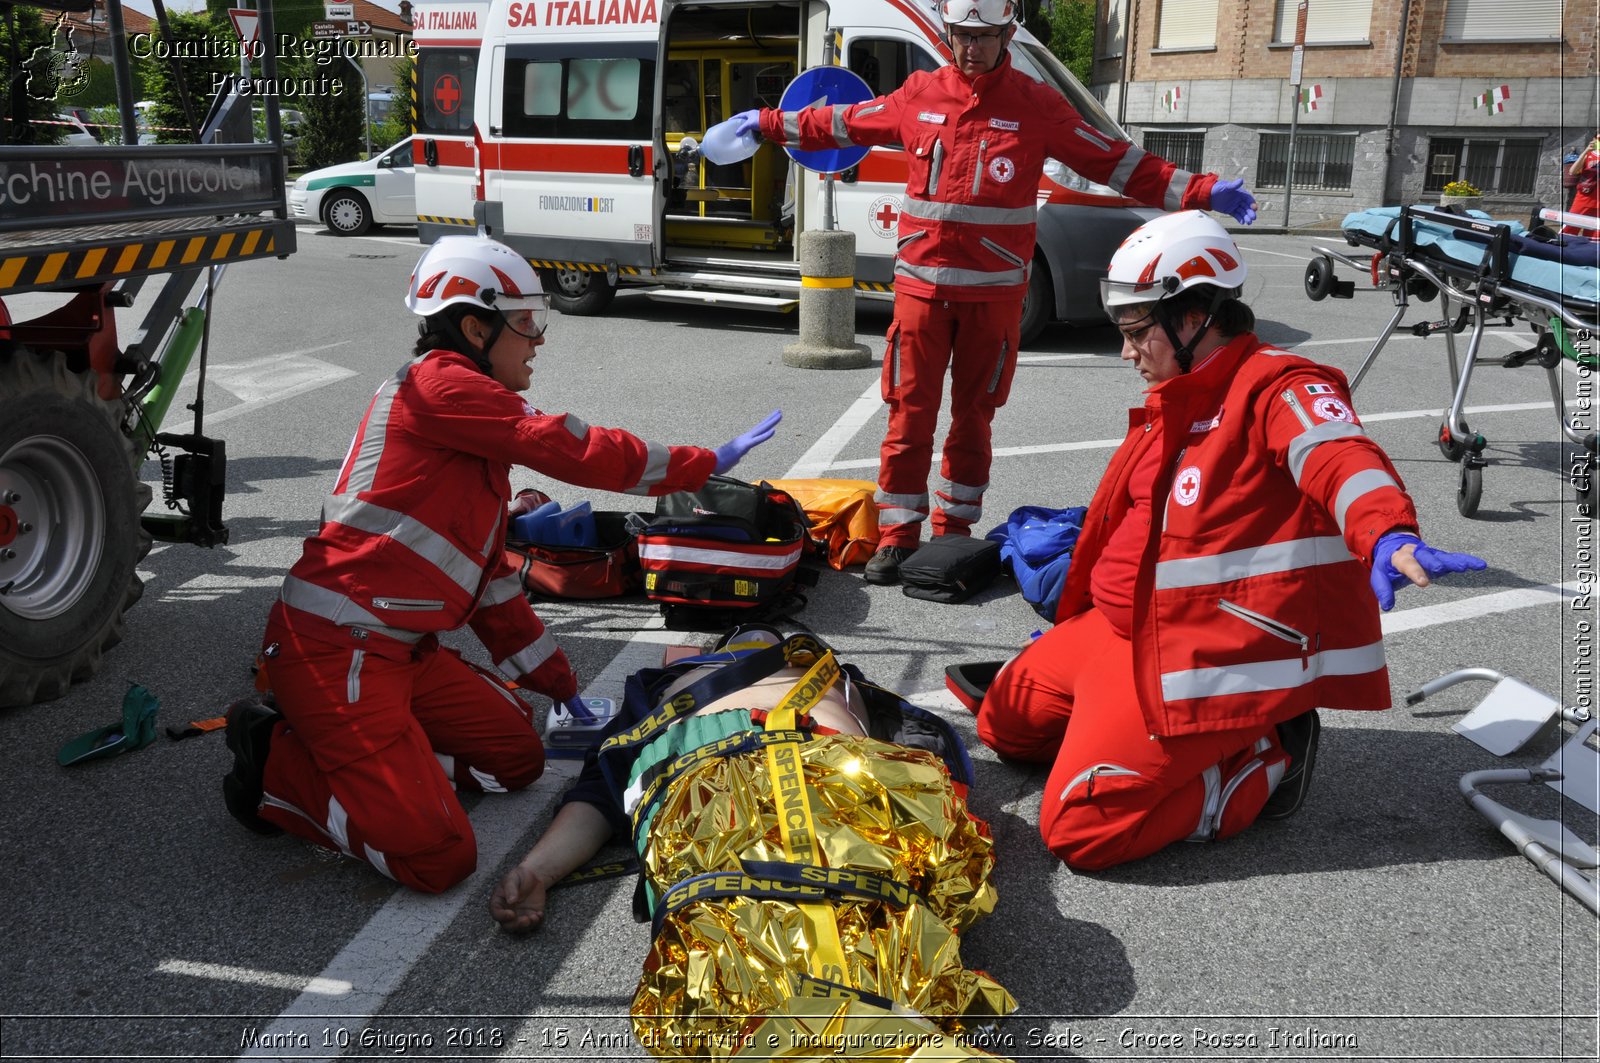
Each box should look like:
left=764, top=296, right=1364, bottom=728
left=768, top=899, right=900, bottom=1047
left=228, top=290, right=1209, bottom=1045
left=490, top=801, right=614, bottom=933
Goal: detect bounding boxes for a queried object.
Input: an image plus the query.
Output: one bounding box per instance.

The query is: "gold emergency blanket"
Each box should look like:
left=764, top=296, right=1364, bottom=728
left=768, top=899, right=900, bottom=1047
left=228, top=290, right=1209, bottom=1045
left=630, top=732, right=1016, bottom=1062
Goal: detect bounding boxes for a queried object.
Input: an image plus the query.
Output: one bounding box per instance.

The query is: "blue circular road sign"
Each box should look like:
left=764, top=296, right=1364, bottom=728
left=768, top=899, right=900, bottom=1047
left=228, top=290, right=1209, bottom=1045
left=777, top=66, right=874, bottom=174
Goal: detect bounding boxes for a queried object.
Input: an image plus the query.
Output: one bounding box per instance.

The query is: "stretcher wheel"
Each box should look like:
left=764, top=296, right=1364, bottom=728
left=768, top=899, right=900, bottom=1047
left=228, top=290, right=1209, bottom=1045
left=1304, top=257, right=1335, bottom=302
left=1437, top=422, right=1467, bottom=462
left=1457, top=459, right=1484, bottom=518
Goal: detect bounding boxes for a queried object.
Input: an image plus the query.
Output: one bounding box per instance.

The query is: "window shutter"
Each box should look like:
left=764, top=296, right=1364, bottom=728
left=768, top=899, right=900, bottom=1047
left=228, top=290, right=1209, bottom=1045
left=1273, top=0, right=1374, bottom=43
left=1157, top=0, right=1217, bottom=48
left=1444, top=0, right=1560, bottom=39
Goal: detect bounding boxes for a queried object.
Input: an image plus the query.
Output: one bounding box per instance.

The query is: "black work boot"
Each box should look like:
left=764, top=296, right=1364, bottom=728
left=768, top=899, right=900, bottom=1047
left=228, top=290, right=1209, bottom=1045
left=1260, top=709, right=1321, bottom=820
left=221, top=695, right=284, bottom=836
left=863, top=545, right=917, bottom=585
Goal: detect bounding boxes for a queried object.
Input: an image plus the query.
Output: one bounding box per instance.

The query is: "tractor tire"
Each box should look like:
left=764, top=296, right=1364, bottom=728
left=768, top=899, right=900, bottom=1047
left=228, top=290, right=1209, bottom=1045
left=541, top=267, right=618, bottom=316
left=0, top=350, right=151, bottom=708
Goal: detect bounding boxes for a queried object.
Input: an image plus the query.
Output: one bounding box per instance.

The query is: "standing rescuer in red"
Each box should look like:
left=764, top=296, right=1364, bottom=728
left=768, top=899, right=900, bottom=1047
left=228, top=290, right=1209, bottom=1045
left=705, top=0, right=1259, bottom=585
left=969, top=212, right=1486, bottom=870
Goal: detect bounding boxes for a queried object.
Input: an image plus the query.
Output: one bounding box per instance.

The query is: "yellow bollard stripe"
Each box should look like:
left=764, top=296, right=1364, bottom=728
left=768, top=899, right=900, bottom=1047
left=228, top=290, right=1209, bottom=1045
left=801, top=275, right=853, bottom=289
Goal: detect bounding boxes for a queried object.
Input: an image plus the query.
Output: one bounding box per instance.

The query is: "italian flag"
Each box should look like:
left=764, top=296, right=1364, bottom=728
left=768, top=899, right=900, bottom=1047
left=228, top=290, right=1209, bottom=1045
left=1300, top=84, right=1322, bottom=113
left=1163, top=86, right=1181, bottom=113
left=1473, top=84, right=1511, bottom=113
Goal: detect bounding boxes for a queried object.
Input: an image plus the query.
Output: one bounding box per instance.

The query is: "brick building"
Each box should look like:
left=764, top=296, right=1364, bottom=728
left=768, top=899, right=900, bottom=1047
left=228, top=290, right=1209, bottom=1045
left=1090, top=0, right=1598, bottom=225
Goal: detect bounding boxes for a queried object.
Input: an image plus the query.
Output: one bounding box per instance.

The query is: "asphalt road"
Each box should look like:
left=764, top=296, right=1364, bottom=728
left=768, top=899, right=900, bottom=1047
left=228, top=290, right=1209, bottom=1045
left=1, top=220, right=1596, bottom=1062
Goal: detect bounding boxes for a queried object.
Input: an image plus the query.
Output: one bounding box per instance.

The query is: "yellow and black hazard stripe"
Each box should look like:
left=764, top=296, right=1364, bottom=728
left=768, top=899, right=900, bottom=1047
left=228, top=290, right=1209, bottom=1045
left=416, top=214, right=474, bottom=226
left=526, top=259, right=646, bottom=278
left=855, top=279, right=894, bottom=293
left=0, top=221, right=292, bottom=296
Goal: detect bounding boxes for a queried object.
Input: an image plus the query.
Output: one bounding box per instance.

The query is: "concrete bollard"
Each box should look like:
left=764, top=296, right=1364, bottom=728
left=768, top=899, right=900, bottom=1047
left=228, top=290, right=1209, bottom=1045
left=784, top=228, right=872, bottom=370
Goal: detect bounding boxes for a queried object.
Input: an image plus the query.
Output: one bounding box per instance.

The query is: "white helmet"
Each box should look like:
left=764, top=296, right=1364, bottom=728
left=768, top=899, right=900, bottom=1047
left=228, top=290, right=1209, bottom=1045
left=405, top=236, right=548, bottom=332
left=1100, top=210, right=1246, bottom=311
left=940, top=0, right=1016, bottom=28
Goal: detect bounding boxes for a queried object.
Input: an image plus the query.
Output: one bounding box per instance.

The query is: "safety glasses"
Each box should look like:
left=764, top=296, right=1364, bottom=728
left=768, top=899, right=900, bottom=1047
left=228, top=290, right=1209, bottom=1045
left=950, top=27, right=1005, bottom=45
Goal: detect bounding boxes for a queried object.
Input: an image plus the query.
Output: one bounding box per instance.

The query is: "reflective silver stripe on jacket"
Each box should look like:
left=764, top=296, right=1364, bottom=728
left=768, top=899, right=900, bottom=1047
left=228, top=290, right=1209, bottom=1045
left=322, top=492, right=484, bottom=594
left=831, top=107, right=852, bottom=148
left=782, top=111, right=802, bottom=144
left=1287, top=420, right=1367, bottom=484
left=1163, top=168, right=1194, bottom=212
left=1154, top=535, right=1353, bottom=591
left=898, top=198, right=1039, bottom=227
left=479, top=573, right=525, bottom=608
left=624, top=440, right=672, bottom=496
left=502, top=628, right=559, bottom=678
left=1161, top=641, right=1387, bottom=702
left=563, top=413, right=589, bottom=439
left=1333, top=468, right=1401, bottom=534
left=279, top=575, right=427, bottom=643
left=345, top=370, right=408, bottom=494
left=1074, top=125, right=1111, bottom=153
left=1108, top=144, right=1146, bottom=192
left=896, top=260, right=1028, bottom=288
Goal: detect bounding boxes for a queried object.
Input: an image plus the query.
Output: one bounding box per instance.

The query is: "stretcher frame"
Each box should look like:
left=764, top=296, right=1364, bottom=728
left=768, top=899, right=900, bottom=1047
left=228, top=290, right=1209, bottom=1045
left=1407, top=668, right=1599, bottom=915
left=1304, top=205, right=1598, bottom=517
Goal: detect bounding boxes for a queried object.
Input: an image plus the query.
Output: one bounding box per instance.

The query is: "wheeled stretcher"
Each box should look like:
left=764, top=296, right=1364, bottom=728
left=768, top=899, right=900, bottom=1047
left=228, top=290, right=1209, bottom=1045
left=1304, top=205, right=1598, bottom=516
left=1407, top=669, right=1598, bottom=915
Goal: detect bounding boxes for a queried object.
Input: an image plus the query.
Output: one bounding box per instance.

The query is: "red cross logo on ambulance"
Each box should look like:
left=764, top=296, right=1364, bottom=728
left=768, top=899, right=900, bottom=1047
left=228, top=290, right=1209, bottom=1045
left=1173, top=465, right=1202, bottom=506
left=1312, top=396, right=1355, bottom=423
left=868, top=196, right=900, bottom=240
left=988, top=155, right=1015, bottom=183
left=433, top=74, right=462, bottom=116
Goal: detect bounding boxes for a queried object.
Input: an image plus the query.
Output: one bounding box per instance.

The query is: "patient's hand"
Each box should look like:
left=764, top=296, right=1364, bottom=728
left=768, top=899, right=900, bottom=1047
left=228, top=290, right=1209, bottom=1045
left=490, top=865, right=551, bottom=933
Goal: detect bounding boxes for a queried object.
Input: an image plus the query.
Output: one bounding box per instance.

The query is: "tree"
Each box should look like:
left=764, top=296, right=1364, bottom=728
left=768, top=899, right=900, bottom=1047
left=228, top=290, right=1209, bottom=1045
left=140, top=9, right=231, bottom=142
left=295, top=58, right=364, bottom=168
left=1020, top=0, right=1053, bottom=48
left=2, top=5, right=65, bottom=144
left=1046, top=0, right=1096, bottom=86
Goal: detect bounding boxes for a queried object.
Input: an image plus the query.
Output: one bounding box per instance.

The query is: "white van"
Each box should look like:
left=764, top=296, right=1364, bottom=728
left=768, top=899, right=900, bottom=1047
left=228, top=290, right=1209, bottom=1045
left=410, top=0, right=1159, bottom=342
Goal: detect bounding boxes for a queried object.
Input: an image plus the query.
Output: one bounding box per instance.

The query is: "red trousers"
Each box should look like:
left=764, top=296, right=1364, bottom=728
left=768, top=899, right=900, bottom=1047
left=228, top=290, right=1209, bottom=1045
left=876, top=295, right=1022, bottom=548
left=257, top=618, right=545, bottom=893
left=975, top=608, right=1288, bottom=870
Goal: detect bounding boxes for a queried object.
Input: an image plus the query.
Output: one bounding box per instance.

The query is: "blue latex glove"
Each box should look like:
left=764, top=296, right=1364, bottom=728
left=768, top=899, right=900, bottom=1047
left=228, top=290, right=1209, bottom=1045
left=1210, top=178, right=1257, bottom=225
left=1368, top=531, right=1487, bottom=611
left=732, top=109, right=762, bottom=137
left=714, top=409, right=782, bottom=475
left=562, top=695, right=595, bottom=722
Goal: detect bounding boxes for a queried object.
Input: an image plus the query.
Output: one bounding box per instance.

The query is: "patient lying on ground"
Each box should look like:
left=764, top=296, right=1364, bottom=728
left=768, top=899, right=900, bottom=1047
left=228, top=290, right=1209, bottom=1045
left=491, top=625, right=1014, bottom=1061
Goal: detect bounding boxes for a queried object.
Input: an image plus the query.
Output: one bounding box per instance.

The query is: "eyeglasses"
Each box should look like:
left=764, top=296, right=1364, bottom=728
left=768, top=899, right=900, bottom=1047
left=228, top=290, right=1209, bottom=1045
left=1115, top=313, right=1159, bottom=346
left=950, top=28, right=1005, bottom=45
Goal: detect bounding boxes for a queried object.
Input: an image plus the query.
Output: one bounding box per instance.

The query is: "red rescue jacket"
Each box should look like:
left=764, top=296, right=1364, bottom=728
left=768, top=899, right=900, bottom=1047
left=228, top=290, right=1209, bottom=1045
left=1057, top=334, right=1419, bottom=737
left=759, top=54, right=1216, bottom=302
left=273, top=349, right=716, bottom=693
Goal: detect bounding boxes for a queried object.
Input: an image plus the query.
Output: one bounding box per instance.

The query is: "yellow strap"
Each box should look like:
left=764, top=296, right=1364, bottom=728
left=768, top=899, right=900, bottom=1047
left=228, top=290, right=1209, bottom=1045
left=762, top=651, right=850, bottom=984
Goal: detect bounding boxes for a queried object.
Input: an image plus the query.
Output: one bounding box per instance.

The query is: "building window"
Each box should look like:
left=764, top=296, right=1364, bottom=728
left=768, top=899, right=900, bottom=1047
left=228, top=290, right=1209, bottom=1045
left=1101, top=0, right=1126, bottom=57
left=1156, top=0, right=1216, bottom=49
left=1425, top=137, right=1542, bottom=195
left=1256, top=132, right=1356, bottom=191
left=1144, top=130, right=1205, bottom=174
left=1443, top=0, right=1560, bottom=41
left=1272, top=0, right=1373, bottom=43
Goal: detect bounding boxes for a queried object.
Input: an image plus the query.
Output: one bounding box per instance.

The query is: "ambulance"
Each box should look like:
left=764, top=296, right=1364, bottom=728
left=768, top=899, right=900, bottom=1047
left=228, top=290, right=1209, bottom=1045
left=409, top=0, right=1161, bottom=343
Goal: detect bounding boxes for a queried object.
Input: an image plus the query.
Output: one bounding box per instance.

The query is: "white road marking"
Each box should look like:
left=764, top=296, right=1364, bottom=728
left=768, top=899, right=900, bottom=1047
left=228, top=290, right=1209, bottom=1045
left=783, top=380, right=883, bottom=479
left=1380, top=582, right=1583, bottom=635
left=158, top=959, right=352, bottom=996
left=823, top=399, right=1574, bottom=473
left=1237, top=242, right=1324, bottom=262
left=192, top=346, right=358, bottom=427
